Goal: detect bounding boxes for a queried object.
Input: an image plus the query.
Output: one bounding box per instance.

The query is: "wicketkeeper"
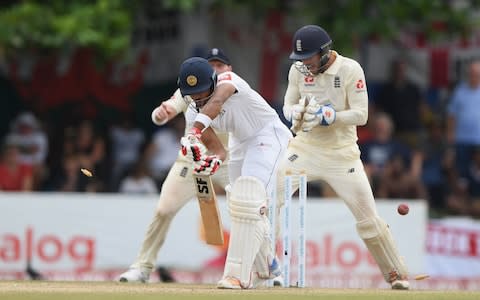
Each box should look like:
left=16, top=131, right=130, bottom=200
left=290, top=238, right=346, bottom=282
left=279, top=25, right=410, bottom=290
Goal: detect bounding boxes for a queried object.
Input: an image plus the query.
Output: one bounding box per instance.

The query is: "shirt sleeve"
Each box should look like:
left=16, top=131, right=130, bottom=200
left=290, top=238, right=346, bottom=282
left=33, top=133, right=48, bottom=164
left=283, top=64, right=301, bottom=120
left=165, top=89, right=188, bottom=114
left=335, top=61, right=369, bottom=126
left=447, top=87, right=460, bottom=116
left=216, top=72, right=239, bottom=91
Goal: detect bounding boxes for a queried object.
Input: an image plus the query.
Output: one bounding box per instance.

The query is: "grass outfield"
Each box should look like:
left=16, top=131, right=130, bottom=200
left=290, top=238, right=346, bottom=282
left=0, top=281, right=479, bottom=300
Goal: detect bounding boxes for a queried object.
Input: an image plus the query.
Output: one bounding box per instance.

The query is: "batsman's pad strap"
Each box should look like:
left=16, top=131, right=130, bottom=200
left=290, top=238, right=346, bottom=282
left=356, top=217, right=408, bottom=283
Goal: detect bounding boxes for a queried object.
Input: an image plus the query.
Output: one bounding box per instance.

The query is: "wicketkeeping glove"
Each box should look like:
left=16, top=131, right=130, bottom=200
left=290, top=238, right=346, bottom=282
left=290, top=96, right=309, bottom=133
left=301, top=98, right=336, bottom=132
left=194, top=155, right=223, bottom=175
left=181, top=127, right=207, bottom=162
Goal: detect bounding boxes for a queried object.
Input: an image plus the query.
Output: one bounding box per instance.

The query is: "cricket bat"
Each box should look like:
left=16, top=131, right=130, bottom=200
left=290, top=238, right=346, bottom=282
left=193, top=174, right=224, bottom=245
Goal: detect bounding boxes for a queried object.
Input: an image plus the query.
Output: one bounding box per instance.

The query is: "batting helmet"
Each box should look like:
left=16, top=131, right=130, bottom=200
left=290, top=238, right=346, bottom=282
left=178, top=57, right=217, bottom=96
left=289, top=25, right=332, bottom=62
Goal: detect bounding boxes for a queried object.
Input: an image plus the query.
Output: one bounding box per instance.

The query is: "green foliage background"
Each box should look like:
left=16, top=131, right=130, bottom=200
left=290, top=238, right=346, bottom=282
left=0, top=0, right=479, bottom=59
left=0, top=0, right=138, bottom=59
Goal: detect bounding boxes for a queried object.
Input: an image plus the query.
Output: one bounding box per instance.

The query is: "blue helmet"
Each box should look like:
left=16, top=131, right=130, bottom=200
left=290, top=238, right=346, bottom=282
left=206, top=48, right=231, bottom=65
left=289, top=25, right=332, bottom=62
left=178, top=57, right=217, bottom=96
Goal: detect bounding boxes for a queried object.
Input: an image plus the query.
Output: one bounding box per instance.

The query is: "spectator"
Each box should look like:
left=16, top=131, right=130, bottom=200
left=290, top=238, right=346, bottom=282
left=7, top=112, right=48, bottom=189
left=359, top=112, right=411, bottom=191
left=419, top=118, right=453, bottom=212
left=466, top=147, right=480, bottom=218
left=144, top=116, right=184, bottom=187
left=375, top=59, right=429, bottom=149
left=61, top=126, right=78, bottom=157
left=44, top=153, right=89, bottom=192
left=375, top=153, right=428, bottom=200
left=74, top=120, right=107, bottom=185
left=0, top=138, right=33, bottom=191
left=109, top=113, right=146, bottom=191
left=445, top=177, right=470, bottom=216
left=447, top=60, right=480, bottom=178
left=119, top=160, right=158, bottom=194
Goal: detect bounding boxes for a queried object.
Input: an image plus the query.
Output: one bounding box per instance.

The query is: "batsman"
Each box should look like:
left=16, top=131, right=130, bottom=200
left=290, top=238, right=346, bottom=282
left=279, top=25, right=410, bottom=290
left=118, top=49, right=233, bottom=283
left=178, top=56, right=292, bottom=289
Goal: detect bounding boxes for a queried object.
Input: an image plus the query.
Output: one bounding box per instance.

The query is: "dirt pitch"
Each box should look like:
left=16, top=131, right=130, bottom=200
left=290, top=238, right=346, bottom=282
left=1, top=281, right=479, bottom=300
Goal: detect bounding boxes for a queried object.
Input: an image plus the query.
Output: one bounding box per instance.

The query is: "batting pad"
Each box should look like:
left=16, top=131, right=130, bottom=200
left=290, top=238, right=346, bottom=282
left=356, top=217, right=408, bottom=283
left=223, top=176, right=270, bottom=288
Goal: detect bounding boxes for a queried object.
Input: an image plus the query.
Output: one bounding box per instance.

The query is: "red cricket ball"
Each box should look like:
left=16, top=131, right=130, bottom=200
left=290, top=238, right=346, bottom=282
left=397, top=203, right=409, bottom=215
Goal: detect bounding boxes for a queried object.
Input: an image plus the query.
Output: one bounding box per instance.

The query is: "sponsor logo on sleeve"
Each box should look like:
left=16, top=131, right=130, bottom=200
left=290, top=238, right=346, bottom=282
left=355, top=79, right=366, bottom=93
left=356, top=79, right=364, bottom=89
left=218, top=73, right=232, bottom=82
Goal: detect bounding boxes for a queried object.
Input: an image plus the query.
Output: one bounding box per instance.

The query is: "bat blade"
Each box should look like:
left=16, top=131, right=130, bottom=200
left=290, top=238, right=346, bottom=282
left=193, top=174, right=224, bottom=245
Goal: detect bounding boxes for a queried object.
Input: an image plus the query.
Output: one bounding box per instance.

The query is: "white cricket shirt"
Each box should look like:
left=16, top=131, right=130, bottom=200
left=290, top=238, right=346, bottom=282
left=283, top=51, right=369, bottom=149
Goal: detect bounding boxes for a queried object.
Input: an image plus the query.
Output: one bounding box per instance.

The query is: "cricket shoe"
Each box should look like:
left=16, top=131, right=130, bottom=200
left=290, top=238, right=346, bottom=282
left=391, top=279, right=410, bottom=290
left=272, top=274, right=284, bottom=287
left=217, top=276, right=242, bottom=289
left=388, top=270, right=409, bottom=290
left=118, top=268, right=150, bottom=283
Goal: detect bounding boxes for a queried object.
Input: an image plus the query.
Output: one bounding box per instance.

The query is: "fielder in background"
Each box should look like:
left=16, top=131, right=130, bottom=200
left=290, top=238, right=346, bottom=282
left=118, top=48, right=233, bottom=283
left=178, top=56, right=292, bottom=289
left=279, top=25, right=410, bottom=290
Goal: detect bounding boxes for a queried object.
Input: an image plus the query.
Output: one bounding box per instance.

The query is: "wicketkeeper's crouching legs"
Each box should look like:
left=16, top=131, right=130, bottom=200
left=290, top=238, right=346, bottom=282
left=218, top=176, right=277, bottom=289
left=356, top=216, right=409, bottom=289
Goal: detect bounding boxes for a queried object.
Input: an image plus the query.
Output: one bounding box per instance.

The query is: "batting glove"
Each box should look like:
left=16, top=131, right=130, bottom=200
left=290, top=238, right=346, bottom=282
left=181, top=127, right=207, bottom=162
left=302, top=100, right=336, bottom=132
left=194, top=155, right=223, bottom=175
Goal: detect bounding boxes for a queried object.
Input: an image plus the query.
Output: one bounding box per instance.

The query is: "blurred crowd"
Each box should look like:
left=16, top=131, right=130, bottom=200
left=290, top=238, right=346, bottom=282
left=0, top=59, right=479, bottom=219
left=0, top=109, right=185, bottom=196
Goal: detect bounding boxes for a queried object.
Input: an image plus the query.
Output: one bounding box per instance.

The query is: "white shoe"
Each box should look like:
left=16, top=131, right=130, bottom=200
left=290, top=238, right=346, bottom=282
left=273, top=274, right=284, bottom=287
left=391, top=279, right=409, bottom=290
left=217, top=276, right=242, bottom=289
left=118, top=268, right=150, bottom=283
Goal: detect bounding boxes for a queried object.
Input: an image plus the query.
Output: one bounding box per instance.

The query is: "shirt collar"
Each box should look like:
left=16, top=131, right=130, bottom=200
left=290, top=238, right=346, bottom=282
left=323, top=51, right=342, bottom=75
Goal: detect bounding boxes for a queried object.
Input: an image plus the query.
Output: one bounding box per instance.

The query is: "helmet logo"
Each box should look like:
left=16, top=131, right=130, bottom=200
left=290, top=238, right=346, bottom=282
left=296, top=39, right=302, bottom=52
left=186, top=75, right=197, bottom=86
